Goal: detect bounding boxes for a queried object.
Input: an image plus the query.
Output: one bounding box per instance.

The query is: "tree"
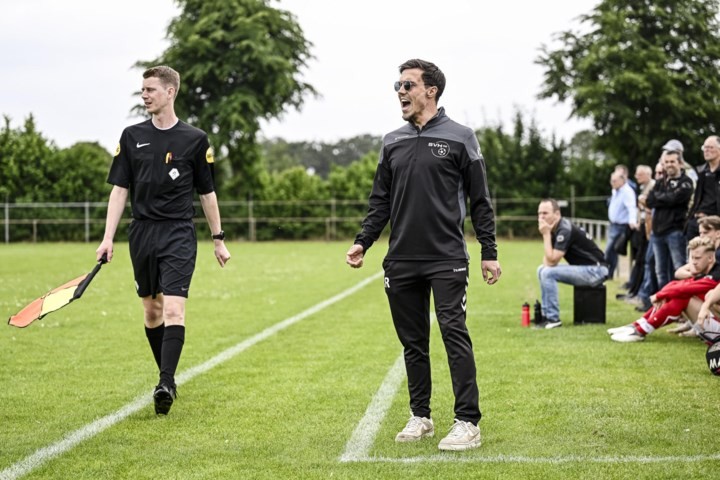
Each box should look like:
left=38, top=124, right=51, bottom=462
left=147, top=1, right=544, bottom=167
left=537, top=0, right=720, bottom=168
left=260, top=134, right=383, bottom=177
left=137, top=0, right=316, bottom=198
left=0, top=115, right=56, bottom=202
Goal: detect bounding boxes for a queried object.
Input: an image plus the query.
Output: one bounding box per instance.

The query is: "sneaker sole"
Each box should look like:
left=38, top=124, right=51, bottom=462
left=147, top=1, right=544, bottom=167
left=153, top=390, right=174, bottom=415
left=438, top=438, right=482, bottom=451
left=395, top=431, right=434, bottom=442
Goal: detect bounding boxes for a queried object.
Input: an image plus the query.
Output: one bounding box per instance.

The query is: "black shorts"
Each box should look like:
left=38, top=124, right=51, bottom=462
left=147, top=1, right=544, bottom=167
left=128, top=220, right=197, bottom=298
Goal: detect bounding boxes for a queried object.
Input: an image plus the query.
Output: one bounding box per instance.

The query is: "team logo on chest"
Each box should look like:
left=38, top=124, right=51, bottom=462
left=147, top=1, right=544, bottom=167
left=428, top=141, right=450, bottom=158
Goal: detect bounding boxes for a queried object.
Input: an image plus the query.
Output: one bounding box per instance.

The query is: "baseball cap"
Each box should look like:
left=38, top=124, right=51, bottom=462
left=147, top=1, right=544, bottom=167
left=662, top=139, right=684, bottom=152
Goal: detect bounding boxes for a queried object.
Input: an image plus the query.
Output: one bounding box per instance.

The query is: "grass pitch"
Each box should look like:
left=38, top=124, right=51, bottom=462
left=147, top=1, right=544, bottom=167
left=1, top=240, right=718, bottom=479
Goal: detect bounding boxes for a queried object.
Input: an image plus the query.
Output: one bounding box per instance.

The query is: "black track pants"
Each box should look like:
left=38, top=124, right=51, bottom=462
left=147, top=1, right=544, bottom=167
left=382, top=259, right=481, bottom=424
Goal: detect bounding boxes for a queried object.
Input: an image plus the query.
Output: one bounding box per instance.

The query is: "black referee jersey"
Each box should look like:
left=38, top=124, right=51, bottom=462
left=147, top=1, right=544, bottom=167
left=107, top=119, right=216, bottom=221
left=354, top=107, right=497, bottom=262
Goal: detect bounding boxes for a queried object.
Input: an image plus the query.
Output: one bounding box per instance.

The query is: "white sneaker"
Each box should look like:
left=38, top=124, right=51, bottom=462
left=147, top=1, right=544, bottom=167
left=395, top=416, right=434, bottom=442
left=607, top=325, right=635, bottom=336
left=438, top=419, right=482, bottom=451
left=611, top=330, right=645, bottom=343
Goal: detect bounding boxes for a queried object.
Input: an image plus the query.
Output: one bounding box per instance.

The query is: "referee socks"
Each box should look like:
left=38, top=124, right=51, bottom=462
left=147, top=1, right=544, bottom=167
left=145, top=323, right=165, bottom=370
left=160, top=325, right=185, bottom=388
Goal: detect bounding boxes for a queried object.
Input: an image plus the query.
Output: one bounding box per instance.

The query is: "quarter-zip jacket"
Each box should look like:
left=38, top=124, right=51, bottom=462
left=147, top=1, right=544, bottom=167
left=646, top=172, right=693, bottom=235
left=354, top=108, right=497, bottom=261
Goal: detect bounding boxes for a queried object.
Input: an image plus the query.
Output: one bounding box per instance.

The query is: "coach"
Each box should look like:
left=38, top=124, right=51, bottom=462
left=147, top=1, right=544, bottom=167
left=346, top=59, right=500, bottom=451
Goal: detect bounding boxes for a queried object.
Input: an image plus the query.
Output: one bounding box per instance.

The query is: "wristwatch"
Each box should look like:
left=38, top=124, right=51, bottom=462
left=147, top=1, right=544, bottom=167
left=211, top=231, right=225, bottom=241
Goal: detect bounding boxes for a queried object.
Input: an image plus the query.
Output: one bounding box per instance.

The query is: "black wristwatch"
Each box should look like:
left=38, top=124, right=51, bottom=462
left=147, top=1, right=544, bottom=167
left=212, top=231, right=225, bottom=241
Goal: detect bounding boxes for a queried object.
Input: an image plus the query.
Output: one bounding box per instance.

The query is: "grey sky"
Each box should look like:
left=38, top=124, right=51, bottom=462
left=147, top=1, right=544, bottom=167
left=0, top=0, right=598, bottom=153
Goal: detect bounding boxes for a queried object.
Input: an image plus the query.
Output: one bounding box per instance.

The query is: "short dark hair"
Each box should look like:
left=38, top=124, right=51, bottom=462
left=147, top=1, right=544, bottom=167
left=540, top=198, right=561, bottom=213
left=399, top=59, right=446, bottom=101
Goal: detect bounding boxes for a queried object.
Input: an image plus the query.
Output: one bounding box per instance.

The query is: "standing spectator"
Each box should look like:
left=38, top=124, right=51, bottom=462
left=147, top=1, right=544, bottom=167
left=629, top=162, right=664, bottom=311
left=346, top=59, right=500, bottom=451
left=662, top=139, right=698, bottom=183
left=536, top=199, right=609, bottom=329
left=620, top=165, right=655, bottom=297
left=605, top=171, right=638, bottom=279
left=615, top=164, right=638, bottom=192
left=687, top=136, right=720, bottom=240
left=646, top=151, right=694, bottom=290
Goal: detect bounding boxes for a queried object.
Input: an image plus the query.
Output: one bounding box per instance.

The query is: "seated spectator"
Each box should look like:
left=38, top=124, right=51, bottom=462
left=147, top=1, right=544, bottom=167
left=536, top=198, right=609, bottom=329
left=607, top=236, right=720, bottom=343
left=684, top=282, right=720, bottom=344
left=666, top=215, right=720, bottom=335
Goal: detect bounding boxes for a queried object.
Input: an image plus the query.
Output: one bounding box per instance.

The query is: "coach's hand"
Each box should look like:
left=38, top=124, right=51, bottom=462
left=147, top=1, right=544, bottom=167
left=346, top=244, right=365, bottom=269
left=482, top=260, right=501, bottom=285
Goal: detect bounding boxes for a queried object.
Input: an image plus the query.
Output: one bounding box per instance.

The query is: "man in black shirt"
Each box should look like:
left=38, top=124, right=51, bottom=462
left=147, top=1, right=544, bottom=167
left=647, top=151, right=693, bottom=289
left=687, top=136, right=720, bottom=240
left=346, top=59, right=500, bottom=451
left=537, top=199, right=609, bottom=328
left=96, top=66, right=231, bottom=416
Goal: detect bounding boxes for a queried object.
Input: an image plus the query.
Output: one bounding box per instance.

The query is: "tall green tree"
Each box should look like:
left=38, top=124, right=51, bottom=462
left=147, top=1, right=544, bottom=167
left=536, top=0, right=720, bottom=167
left=0, top=115, right=56, bottom=201
left=138, top=0, right=316, bottom=198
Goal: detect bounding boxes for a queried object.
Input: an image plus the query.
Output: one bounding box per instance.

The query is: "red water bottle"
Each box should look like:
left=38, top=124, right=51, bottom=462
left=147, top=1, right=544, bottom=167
left=521, top=302, right=531, bottom=327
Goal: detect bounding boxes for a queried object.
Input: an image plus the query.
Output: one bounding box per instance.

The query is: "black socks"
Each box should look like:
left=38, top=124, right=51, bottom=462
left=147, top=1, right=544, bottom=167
left=145, top=324, right=165, bottom=370
left=159, top=325, right=185, bottom=387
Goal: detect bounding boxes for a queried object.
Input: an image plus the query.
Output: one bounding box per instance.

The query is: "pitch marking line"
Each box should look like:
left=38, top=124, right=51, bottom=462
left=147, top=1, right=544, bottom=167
left=339, top=338, right=720, bottom=465
left=0, top=271, right=383, bottom=480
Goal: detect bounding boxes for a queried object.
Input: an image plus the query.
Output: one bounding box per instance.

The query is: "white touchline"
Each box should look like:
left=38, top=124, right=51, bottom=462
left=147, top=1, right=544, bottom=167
left=338, top=321, right=720, bottom=465
left=339, top=353, right=405, bottom=462
left=0, top=271, right=384, bottom=480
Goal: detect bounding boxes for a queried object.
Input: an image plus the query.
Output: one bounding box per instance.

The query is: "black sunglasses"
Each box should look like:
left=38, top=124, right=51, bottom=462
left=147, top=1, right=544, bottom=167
left=394, top=81, right=416, bottom=92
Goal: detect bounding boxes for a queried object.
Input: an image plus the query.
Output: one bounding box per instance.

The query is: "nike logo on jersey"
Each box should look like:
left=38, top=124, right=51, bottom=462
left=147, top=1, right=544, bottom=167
left=136, top=142, right=150, bottom=148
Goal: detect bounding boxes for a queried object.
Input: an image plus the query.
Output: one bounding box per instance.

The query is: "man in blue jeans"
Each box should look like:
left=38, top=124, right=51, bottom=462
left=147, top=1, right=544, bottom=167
left=537, top=199, right=609, bottom=328
left=646, top=150, right=694, bottom=290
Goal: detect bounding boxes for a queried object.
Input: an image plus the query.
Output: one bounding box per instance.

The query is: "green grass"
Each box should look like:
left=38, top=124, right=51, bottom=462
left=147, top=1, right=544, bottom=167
left=1, top=240, right=718, bottom=479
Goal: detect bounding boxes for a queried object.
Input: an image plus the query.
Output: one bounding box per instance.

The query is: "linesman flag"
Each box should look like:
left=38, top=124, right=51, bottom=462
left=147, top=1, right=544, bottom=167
left=8, top=255, right=108, bottom=328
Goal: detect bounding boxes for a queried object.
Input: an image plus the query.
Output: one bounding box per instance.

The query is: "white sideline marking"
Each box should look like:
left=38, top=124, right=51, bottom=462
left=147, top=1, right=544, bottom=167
left=0, top=271, right=383, bottom=480
left=339, top=324, right=720, bottom=466
left=339, top=353, right=405, bottom=462
left=361, top=453, right=720, bottom=464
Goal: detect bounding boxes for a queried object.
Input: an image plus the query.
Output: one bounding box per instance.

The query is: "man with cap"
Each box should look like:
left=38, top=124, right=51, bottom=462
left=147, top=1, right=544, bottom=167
left=687, top=136, right=720, bottom=241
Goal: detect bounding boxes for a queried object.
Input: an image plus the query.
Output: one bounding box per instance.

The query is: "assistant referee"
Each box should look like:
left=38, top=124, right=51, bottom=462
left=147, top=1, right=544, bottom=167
left=346, top=59, right=501, bottom=451
left=96, top=66, right=231, bottom=416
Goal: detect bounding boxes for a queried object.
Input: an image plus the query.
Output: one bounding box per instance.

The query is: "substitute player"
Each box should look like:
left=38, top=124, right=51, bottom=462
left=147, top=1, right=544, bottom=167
left=346, top=59, right=501, bottom=451
left=96, top=66, right=231, bottom=415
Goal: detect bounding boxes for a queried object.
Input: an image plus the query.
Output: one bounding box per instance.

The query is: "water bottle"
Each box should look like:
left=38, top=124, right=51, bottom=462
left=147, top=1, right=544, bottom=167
left=521, top=302, right=531, bottom=327
left=533, top=300, right=543, bottom=325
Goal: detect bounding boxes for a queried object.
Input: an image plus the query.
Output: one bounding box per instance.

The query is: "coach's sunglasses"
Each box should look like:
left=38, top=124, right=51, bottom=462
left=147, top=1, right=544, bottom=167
left=394, top=81, right=416, bottom=92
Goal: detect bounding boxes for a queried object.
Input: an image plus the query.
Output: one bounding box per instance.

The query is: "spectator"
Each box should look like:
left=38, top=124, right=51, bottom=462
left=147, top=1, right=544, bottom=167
left=646, top=150, right=694, bottom=290
left=687, top=136, right=720, bottom=241
left=608, top=236, right=720, bottom=343
left=620, top=164, right=655, bottom=297
left=662, top=139, right=698, bottom=183
left=665, top=215, right=720, bottom=336
left=615, top=164, right=638, bottom=192
left=627, top=162, right=664, bottom=311
left=605, top=171, right=638, bottom=279
left=536, top=198, right=609, bottom=329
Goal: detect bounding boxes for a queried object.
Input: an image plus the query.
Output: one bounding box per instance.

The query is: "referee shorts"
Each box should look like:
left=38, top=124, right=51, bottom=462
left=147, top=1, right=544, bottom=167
left=128, top=220, right=197, bottom=298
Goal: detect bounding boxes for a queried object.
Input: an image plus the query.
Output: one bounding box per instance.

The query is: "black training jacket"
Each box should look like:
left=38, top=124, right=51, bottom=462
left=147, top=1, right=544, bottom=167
left=646, top=172, right=694, bottom=235
left=354, top=108, right=497, bottom=261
